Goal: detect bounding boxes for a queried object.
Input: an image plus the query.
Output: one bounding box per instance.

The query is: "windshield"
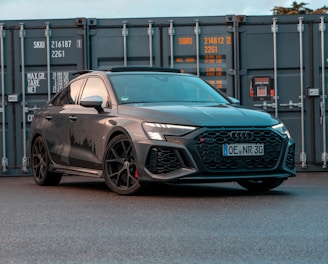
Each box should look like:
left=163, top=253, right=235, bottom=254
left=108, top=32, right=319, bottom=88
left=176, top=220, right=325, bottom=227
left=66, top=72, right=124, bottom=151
left=108, top=73, right=230, bottom=105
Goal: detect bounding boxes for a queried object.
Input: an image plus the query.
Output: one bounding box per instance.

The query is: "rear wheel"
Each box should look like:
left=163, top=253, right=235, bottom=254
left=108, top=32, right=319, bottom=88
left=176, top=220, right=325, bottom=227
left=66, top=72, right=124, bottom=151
left=103, top=134, right=141, bottom=195
left=237, top=178, right=285, bottom=192
left=31, top=136, right=62, bottom=186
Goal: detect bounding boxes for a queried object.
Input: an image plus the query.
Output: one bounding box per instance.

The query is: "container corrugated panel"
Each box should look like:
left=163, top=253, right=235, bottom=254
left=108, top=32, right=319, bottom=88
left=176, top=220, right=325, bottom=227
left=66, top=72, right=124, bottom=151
left=88, top=16, right=235, bottom=95
left=238, top=14, right=328, bottom=170
left=0, top=18, right=87, bottom=175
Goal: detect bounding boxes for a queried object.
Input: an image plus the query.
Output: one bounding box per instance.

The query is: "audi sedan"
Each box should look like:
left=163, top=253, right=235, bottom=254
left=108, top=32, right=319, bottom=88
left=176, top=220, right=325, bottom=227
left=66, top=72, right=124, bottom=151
left=28, top=67, right=296, bottom=195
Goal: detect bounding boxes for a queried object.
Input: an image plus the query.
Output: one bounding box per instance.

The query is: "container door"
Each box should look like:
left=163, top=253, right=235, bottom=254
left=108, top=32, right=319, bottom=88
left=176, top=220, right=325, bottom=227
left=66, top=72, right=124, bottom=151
left=88, top=17, right=235, bottom=96
left=0, top=19, right=86, bottom=176
left=161, top=16, right=235, bottom=96
left=239, top=15, right=327, bottom=170
left=88, top=19, right=161, bottom=69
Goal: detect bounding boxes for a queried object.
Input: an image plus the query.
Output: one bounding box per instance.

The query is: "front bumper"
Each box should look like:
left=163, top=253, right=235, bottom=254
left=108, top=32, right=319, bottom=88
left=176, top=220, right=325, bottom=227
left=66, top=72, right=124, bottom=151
left=134, top=127, right=296, bottom=183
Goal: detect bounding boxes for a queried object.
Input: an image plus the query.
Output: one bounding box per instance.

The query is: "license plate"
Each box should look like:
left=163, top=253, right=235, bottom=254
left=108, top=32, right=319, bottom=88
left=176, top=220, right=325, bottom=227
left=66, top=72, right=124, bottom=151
left=223, top=143, right=264, bottom=156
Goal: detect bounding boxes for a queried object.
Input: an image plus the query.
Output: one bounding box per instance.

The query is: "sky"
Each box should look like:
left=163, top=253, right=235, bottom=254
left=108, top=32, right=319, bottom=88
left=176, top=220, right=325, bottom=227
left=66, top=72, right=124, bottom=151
left=0, top=0, right=327, bottom=20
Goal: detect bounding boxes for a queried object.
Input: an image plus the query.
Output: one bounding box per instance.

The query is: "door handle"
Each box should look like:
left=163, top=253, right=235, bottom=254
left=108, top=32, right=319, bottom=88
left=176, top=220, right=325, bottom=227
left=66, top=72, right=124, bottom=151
left=279, top=100, right=301, bottom=109
left=253, top=101, right=276, bottom=110
left=45, top=115, right=52, bottom=120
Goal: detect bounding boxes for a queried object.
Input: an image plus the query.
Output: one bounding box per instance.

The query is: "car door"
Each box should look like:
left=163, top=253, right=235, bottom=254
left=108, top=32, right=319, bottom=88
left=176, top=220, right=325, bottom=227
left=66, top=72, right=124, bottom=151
left=68, top=76, right=112, bottom=169
left=42, top=78, right=84, bottom=165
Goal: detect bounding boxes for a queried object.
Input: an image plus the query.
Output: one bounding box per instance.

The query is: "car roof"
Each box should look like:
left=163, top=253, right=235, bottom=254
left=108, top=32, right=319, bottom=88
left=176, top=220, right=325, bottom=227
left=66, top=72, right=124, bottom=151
left=108, top=66, right=181, bottom=73
left=73, top=67, right=182, bottom=77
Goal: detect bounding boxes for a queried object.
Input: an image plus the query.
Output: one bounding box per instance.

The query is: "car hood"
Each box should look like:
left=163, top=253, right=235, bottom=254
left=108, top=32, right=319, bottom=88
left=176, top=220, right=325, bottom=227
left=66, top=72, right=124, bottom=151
left=118, top=103, right=278, bottom=127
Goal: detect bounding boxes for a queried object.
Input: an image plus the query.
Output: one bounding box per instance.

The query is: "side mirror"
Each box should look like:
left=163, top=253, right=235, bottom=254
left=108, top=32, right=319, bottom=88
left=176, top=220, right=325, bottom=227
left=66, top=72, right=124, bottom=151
left=80, top=95, right=103, bottom=112
left=229, top=97, right=240, bottom=105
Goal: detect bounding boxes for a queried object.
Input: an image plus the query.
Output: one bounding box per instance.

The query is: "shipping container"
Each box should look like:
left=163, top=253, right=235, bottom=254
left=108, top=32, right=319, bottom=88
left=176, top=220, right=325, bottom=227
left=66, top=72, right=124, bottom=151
left=0, top=18, right=87, bottom=175
left=237, top=15, right=328, bottom=170
left=0, top=14, right=327, bottom=175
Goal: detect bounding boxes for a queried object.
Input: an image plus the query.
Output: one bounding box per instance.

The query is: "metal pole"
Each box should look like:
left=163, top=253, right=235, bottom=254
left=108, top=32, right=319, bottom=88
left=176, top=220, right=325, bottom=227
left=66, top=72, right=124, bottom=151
left=194, top=20, right=200, bottom=77
left=233, top=16, right=240, bottom=100
left=168, top=20, right=175, bottom=68
left=320, top=17, right=327, bottom=168
left=148, top=21, right=153, bottom=67
left=45, top=22, right=51, bottom=101
left=20, top=23, right=28, bottom=173
left=0, top=23, right=8, bottom=173
left=122, top=21, right=128, bottom=67
left=271, top=18, right=278, bottom=118
left=298, top=17, right=307, bottom=168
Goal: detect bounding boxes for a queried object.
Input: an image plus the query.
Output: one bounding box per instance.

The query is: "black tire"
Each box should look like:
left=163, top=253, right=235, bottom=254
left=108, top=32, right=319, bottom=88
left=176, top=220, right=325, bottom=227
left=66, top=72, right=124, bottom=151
left=103, top=134, right=141, bottom=195
left=31, top=136, right=62, bottom=186
left=237, top=178, right=285, bottom=192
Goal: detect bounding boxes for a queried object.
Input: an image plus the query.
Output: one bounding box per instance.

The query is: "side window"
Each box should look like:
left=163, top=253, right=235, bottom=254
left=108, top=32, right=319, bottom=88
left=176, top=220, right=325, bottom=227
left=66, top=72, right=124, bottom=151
left=52, top=78, right=84, bottom=106
left=80, top=77, right=109, bottom=108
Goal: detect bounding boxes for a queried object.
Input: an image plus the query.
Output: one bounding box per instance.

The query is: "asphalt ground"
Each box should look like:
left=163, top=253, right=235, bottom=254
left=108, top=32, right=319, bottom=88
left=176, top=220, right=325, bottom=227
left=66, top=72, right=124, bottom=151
left=0, top=172, right=327, bottom=264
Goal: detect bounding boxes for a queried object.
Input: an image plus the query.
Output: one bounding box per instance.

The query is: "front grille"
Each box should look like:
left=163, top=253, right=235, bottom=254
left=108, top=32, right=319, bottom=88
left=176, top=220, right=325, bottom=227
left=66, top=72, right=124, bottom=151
left=193, top=129, right=283, bottom=172
left=146, top=147, right=182, bottom=174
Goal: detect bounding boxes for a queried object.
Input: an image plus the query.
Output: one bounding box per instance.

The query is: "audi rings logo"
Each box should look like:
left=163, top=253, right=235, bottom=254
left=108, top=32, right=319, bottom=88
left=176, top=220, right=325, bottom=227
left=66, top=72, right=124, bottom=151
left=229, top=131, right=253, bottom=140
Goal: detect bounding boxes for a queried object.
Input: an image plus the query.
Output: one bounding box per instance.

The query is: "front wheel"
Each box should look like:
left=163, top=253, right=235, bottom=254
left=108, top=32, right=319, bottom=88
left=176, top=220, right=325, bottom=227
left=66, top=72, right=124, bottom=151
left=237, top=178, right=285, bottom=192
left=103, top=134, right=141, bottom=195
left=31, top=136, right=62, bottom=186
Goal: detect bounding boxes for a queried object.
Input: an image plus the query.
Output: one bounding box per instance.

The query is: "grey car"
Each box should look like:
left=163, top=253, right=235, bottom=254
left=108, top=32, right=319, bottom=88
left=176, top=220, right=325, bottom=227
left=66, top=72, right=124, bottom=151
left=28, top=67, right=296, bottom=195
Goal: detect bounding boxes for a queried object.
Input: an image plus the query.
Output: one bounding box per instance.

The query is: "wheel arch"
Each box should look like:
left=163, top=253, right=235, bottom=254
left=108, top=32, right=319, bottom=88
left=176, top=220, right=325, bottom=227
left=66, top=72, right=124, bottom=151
left=28, top=132, right=53, bottom=167
left=28, top=133, right=43, bottom=162
left=105, top=127, right=134, bottom=149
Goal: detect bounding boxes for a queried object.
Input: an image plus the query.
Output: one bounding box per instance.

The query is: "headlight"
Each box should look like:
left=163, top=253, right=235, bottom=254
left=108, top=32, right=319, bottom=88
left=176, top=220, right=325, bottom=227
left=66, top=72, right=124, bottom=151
left=272, top=122, right=291, bottom=138
left=142, top=122, right=197, bottom=141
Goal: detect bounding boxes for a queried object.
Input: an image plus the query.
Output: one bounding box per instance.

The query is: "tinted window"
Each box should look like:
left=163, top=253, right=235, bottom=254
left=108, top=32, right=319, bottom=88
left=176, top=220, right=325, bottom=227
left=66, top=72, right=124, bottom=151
left=80, top=77, right=110, bottom=108
left=52, top=78, right=84, bottom=106
left=109, top=73, right=229, bottom=104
